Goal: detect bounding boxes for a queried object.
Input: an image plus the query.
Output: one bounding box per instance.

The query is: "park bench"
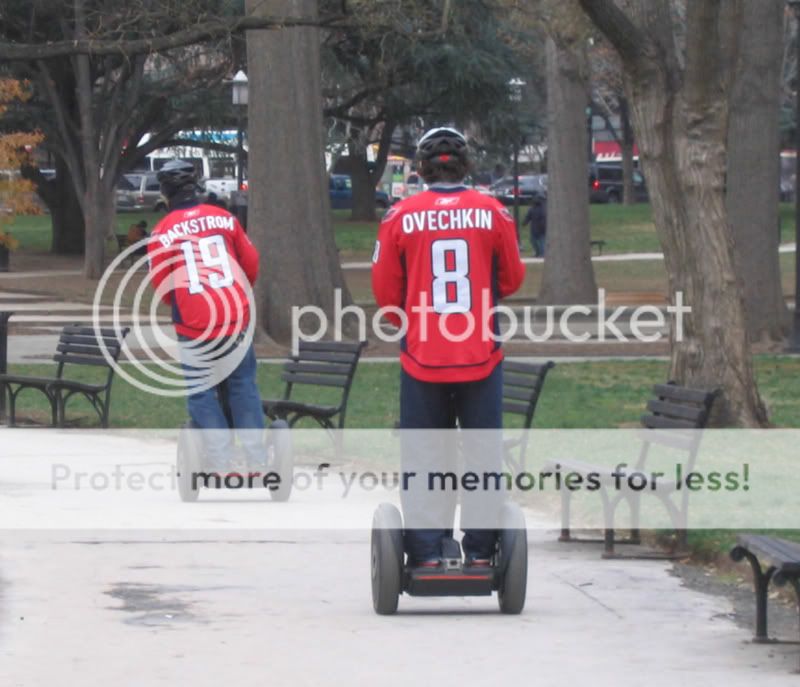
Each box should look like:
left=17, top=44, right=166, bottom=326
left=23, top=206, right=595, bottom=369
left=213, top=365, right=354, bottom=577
left=502, top=360, right=556, bottom=473
left=730, top=534, right=800, bottom=658
left=549, top=382, right=719, bottom=558
left=262, top=339, right=366, bottom=433
left=0, top=324, right=130, bottom=428
left=590, top=240, right=607, bottom=255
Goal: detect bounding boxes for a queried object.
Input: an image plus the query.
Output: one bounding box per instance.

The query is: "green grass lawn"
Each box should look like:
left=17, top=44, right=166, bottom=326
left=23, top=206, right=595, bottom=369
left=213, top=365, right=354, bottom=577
left=6, top=210, right=166, bottom=254
left=9, top=203, right=798, bottom=262
left=7, top=355, right=800, bottom=430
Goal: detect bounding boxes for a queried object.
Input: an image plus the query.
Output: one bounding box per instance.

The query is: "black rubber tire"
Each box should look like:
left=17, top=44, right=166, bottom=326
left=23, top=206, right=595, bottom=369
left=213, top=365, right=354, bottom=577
left=375, top=199, right=389, bottom=210
left=497, top=502, right=527, bottom=614
left=267, top=420, right=293, bottom=502
left=176, top=422, right=200, bottom=503
left=154, top=201, right=167, bottom=212
left=371, top=503, right=404, bottom=615
left=607, top=191, right=620, bottom=204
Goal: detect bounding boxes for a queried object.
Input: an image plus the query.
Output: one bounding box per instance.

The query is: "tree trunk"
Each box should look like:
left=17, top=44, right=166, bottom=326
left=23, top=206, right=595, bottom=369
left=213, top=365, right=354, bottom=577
left=346, top=141, right=376, bottom=222
left=82, top=178, right=114, bottom=278
left=538, top=37, right=598, bottom=305
left=608, top=2, right=768, bottom=427
left=619, top=98, right=636, bottom=205
left=246, top=0, right=353, bottom=343
left=726, top=0, right=788, bottom=344
left=23, top=157, right=85, bottom=254
left=51, top=162, right=85, bottom=255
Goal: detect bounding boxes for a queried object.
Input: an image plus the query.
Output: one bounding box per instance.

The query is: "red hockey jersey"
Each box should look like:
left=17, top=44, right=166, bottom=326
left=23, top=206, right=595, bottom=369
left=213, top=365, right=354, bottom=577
left=148, top=203, right=260, bottom=340
left=372, top=187, right=525, bottom=382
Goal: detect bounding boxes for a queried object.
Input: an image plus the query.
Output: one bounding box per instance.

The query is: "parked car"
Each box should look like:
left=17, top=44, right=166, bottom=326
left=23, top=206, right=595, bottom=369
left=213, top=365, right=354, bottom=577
left=329, top=174, right=390, bottom=210
left=490, top=175, right=548, bottom=205
left=588, top=163, right=648, bottom=203
left=115, top=171, right=167, bottom=212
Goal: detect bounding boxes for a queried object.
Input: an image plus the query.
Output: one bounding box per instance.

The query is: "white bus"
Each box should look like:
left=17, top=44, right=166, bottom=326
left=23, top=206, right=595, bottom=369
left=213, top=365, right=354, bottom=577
left=140, top=131, right=245, bottom=201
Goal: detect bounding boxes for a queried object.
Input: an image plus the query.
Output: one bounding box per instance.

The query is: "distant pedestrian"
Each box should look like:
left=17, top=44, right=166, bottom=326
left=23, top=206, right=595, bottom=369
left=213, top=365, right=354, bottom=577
left=127, top=220, right=148, bottom=257
left=523, top=196, right=547, bottom=257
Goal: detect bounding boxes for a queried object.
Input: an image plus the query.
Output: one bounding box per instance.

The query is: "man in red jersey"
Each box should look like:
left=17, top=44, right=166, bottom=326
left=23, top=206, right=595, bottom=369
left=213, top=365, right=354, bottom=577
left=372, top=128, right=525, bottom=566
left=148, top=159, right=264, bottom=470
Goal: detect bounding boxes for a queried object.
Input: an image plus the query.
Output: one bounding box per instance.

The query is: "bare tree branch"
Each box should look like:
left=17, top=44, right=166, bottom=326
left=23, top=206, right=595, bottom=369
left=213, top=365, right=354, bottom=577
left=0, top=14, right=347, bottom=60
left=577, top=0, right=652, bottom=65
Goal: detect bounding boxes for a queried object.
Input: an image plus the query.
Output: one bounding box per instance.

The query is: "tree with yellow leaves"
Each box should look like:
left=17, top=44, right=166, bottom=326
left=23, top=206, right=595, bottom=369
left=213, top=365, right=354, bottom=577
left=0, top=79, right=43, bottom=258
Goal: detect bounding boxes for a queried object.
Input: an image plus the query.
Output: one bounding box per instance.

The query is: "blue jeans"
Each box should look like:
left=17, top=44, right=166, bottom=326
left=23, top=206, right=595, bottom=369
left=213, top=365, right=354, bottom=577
left=531, top=234, right=545, bottom=257
left=179, top=335, right=265, bottom=469
left=399, top=364, right=505, bottom=564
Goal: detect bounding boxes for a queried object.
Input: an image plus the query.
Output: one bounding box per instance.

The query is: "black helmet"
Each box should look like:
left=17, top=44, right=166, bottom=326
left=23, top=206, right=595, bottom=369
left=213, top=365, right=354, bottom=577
left=157, top=159, right=198, bottom=199
left=416, top=127, right=468, bottom=163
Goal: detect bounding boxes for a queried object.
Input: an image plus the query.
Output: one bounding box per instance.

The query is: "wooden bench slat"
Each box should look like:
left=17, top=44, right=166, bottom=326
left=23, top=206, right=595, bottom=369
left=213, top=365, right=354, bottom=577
left=646, top=399, right=706, bottom=423
left=0, top=374, right=59, bottom=387
left=283, top=361, right=352, bottom=377
left=503, top=373, right=541, bottom=389
left=735, top=535, right=800, bottom=575
left=503, top=361, right=553, bottom=375
left=60, top=334, right=123, bottom=348
left=62, top=325, right=126, bottom=338
left=502, top=401, right=530, bottom=416
left=53, top=354, right=117, bottom=368
left=503, top=387, right=534, bottom=403
left=652, top=383, right=715, bottom=405
left=641, top=414, right=698, bottom=430
left=57, top=343, right=118, bottom=358
left=281, top=372, right=349, bottom=388
left=290, top=350, right=358, bottom=364
left=298, top=340, right=365, bottom=354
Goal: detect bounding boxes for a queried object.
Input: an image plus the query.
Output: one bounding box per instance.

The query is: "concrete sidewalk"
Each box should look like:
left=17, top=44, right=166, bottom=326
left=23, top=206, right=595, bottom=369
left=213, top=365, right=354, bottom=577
left=0, top=530, right=795, bottom=685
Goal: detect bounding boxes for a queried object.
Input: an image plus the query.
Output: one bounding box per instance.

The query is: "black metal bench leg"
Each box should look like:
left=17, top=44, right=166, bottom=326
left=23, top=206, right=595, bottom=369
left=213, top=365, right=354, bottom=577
left=749, top=555, right=775, bottom=642
left=7, top=385, right=17, bottom=427
left=628, top=495, right=642, bottom=546
left=558, top=488, right=572, bottom=542
left=788, top=578, right=800, bottom=673
left=603, top=528, right=616, bottom=557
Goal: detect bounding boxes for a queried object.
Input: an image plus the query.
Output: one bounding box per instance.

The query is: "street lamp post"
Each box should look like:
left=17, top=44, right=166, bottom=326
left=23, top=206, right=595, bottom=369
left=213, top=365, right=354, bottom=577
left=509, top=78, right=526, bottom=244
left=789, top=1, right=800, bottom=351
left=231, top=69, right=248, bottom=193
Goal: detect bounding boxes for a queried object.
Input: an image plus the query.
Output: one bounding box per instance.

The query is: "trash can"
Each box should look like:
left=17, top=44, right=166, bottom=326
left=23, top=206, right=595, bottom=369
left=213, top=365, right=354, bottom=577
left=0, top=311, right=12, bottom=420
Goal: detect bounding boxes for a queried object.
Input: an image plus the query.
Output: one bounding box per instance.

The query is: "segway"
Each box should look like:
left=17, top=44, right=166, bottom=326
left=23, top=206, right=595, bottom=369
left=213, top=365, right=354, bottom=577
left=370, top=501, right=528, bottom=615
left=176, top=382, right=293, bottom=502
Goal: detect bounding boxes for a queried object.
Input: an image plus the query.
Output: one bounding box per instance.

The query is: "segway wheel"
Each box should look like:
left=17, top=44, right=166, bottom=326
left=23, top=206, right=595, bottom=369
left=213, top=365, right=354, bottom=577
left=177, top=422, right=200, bottom=503
left=497, top=502, right=528, bottom=614
left=371, top=503, right=404, bottom=615
left=267, top=420, right=293, bottom=502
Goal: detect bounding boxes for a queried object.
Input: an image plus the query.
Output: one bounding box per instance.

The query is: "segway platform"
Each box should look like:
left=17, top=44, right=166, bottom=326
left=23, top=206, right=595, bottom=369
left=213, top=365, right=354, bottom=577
left=371, top=502, right=528, bottom=614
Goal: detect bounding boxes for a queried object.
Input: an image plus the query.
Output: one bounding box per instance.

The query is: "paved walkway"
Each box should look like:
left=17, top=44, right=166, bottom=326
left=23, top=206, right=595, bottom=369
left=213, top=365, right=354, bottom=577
left=0, top=431, right=797, bottom=685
